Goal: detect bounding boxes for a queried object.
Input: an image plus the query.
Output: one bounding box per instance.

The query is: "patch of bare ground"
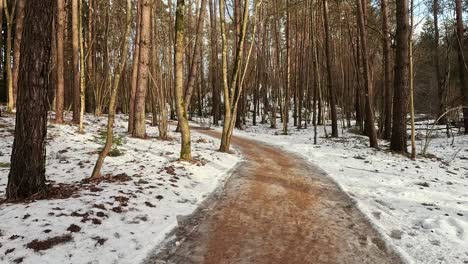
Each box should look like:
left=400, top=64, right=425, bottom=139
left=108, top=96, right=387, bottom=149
left=26, top=234, right=73, bottom=252
left=0, top=173, right=132, bottom=205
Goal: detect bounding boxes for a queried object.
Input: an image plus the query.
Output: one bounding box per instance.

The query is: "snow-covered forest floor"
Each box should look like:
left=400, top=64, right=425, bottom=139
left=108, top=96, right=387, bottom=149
left=0, top=114, right=239, bottom=264
left=234, top=119, right=468, bottom=264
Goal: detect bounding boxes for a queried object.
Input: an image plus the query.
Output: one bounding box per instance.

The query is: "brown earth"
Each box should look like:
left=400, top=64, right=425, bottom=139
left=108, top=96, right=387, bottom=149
left=144, top=129, right=403, bottom=264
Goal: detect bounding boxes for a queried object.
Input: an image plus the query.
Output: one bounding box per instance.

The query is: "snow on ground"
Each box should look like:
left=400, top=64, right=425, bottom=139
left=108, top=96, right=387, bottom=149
left=236, top=119, right=468, bottom=264
left=0, top=113, right=239, bottom=264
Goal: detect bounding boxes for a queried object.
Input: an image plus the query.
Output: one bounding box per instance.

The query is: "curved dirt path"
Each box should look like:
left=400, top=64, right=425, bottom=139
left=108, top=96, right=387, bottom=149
left=145, top=130, right=403, bottom=264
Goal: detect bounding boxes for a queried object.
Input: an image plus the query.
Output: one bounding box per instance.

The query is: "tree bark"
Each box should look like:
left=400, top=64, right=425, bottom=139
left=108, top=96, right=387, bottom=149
left=356, top=0, right=378, bottom=148
left=391, top=0, right=409, bottom=153
left=78, top=0, right=86, bottom=133
left=133, top=0, right=151, bottom=138
left=72, top=0, right=80, bottom=123
left=455, top=0, right=468, bottom=133
left=381, top=0, right=392, bottom=139
left=55, top=0, right=66, bottom=123
left=322, top=0, right=338, bottom=137
left=128, top=0, right=142, bottom=133
left=12, top=0, right=25, bottom=111
left=7, top=0, right=53, bottom=200
left=174, top=0, right=191, bottom=160
left=5, top=0, right=16, bottom=112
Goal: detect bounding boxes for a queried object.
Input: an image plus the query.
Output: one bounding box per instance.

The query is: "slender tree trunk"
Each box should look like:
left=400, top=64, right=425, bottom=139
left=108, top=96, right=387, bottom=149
left=128, top=0, right=141, bottom=133
left=455, top=0, right=468, bottom=133
left=209, top=0, right=220, bottom=125
left=91, top=0, right=132, bottom=179
left=381, top=0, right=392, bottom=139
left=356, top=0, right=378, bottom=148
left=12, top=0, right=25, bottom=110
left=55, top=0, right=66, bottom=123
left=72, top=0, right=80, bottom=123
left=5, top=0, right=16, bottom=112
left=391, top=0, right=409, bottom=153
left=409, top=0, right=416, bottom=159
left=219, top=0, right=251, bottom=152
left=183, top=0, right=207, bottom=112
left=133, top=0, right=151, bottom=138
left=282, top=1, right=290, bottom=135
left=174, top=0, right=192, bottom=160
left=78, top=0, right=86, bottom=133
left=322, top=0, right=338, bottom=137
left=7, top=0, right=53, bottom=200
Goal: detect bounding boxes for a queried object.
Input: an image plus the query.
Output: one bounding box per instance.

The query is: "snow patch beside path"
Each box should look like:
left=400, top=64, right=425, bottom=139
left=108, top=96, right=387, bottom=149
left=237, top=122, right=468, bottom=264
left=0, top=114, right=239, bottom=264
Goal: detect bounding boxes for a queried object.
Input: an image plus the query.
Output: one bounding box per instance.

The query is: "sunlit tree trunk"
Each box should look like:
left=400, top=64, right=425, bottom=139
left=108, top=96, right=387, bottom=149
left=72, top=0, right=81, bottom=123
left=4, top=0, right=16, bottom=112
left=55, top=0, right=66, bottom=123
left=128, top=0, right=141, bottom=133
left=133, top=0, right=151, bottom=138
left=174, top=0, right=192, bottom=159
left=78, top=0, right=86, bottom=133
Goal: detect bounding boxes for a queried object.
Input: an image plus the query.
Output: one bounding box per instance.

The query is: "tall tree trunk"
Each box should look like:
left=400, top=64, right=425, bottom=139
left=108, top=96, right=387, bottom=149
left=72, top=0, right=81, bottom=123
left=381, top=0, right=392, bottom=139
left=5, top=0, right=16, bottom=112
left=86, top=0, right=95, bottom=113
left=356, top=0, right=378, bottom=148
left=322, top=0, right=338, bottom=137
left=433, top=0, right=445, bottom=124
left=7, top=0, right=53, bottom=200
left=78, top=0, right=86, bottom=133
left=455, top=0, right=468, bottom=133
left=55, top=0, right=66, bottom=123
left=209, top=0, right=220, bottom=125
left=282, top=0, right=290, bottom=135
left=174, top=0, right=192, bottom=160
left=219, top=0, right=250, bottom=152
left=133, top=0, right=151, bottom=138
left=129, top=1, right=141, bottom=133
left=183, top=0, right=207, bottom=112
left=391, top=0, right=409, bottom=153
left=11, top=0, right=25, bottom=111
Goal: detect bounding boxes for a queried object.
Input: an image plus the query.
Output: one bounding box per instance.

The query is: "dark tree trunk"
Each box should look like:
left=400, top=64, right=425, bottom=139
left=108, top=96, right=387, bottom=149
left=381, top=0, right=392, bottom=139
left=390, top=0, right=409, bottom=153
left=7, top=0, right=54, bottom=200
left=455, top=0, right=468, bottom=133
left=323, top=0, right=338, bottom=137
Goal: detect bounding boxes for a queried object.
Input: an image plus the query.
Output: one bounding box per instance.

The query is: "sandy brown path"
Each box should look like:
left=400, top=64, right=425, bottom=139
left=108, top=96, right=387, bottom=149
left=144, top=129, right=402, bottom=264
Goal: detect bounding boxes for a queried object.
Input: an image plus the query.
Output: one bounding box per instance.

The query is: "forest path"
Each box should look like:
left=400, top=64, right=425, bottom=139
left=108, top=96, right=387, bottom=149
left=145, top=128, right=403, bottom=264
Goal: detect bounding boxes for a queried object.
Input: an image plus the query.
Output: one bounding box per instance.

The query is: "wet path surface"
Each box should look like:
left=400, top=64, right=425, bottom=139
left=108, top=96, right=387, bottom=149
left=145, top=130, right=402, bottom=264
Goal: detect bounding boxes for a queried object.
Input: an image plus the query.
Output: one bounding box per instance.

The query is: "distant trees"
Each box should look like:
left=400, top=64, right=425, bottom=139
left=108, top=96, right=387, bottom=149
left=7, top=0, right=53, bottom=199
